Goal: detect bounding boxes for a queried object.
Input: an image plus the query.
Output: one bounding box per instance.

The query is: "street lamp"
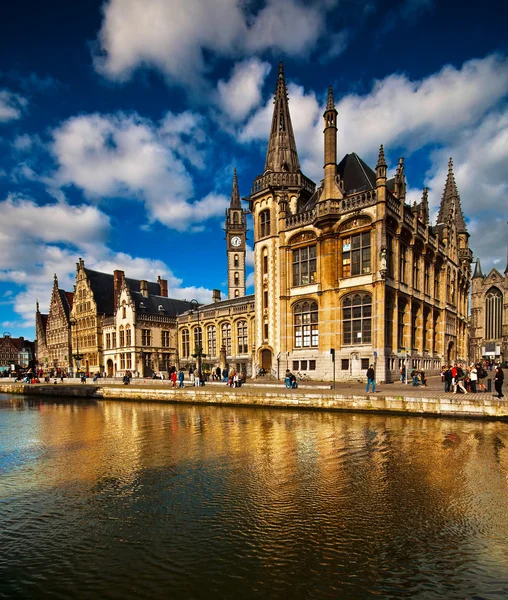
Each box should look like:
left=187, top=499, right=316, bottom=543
left=69, top=318, right=83, bottom=374
left=189, top=299, right=204, bottom=383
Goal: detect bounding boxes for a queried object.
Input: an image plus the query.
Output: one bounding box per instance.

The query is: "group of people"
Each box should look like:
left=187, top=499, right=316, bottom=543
left=285, top=370, right=298, bottom=389
left=441, top=362, right=504, bottom=398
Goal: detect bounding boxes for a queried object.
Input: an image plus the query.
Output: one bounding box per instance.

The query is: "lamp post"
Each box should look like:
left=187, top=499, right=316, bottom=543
left=69, top=318, right=83, bottom=374
left=189, top=299, right=203, bottom=382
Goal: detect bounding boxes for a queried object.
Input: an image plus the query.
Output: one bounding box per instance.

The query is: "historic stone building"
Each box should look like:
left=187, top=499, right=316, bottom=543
left=469, top=257, right=508, bottom=363
left=102, top=274, right=192, bottom=378
left=69, top=259, right=190, bottom=375
left=0, top=334, right=35, bottom=371
left=247, top=64, right=472, bottom=382
left=35, top=274, right=73, bottom=371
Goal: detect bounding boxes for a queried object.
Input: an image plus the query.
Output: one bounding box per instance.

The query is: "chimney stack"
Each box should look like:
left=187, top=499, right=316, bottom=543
left=140, top=280, right=149, bottom=298
left=113, top=270, right=125, bottom=309
left=158, top=276, right=168, bottom=297
left=212, top=289, right=221, bottom=303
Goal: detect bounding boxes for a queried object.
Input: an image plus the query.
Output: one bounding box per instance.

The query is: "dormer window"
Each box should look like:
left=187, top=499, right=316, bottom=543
left=158, top=305, right=165, bottom=313
left=139, top=302, right=146, bottom=310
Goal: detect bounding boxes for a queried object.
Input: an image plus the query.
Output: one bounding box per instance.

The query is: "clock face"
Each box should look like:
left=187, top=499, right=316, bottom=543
left=231, top=236, right=242, bottom=247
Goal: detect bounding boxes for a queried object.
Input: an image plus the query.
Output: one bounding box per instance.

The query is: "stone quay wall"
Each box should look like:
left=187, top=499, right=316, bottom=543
left=1, top=382, right=507, bottom=420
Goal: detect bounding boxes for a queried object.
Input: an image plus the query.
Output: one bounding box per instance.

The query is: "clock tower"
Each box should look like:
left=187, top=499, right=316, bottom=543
left=225, top=169, right=247, bottom=298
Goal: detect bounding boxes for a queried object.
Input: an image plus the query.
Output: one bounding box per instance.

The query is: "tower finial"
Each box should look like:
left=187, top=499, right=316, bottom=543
left=326, top=85, right=335, bottom=111
left=437, top=156, right=467, bottom=232
left=473, top=257, right=484, bottom=279
left=376, top=144, right=387, bottom=168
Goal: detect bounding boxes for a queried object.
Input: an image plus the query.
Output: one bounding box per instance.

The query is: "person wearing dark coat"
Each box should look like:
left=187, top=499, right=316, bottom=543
left=366, top=364, right=376, bottom=393
left=494, top=366, right=504, bottom=398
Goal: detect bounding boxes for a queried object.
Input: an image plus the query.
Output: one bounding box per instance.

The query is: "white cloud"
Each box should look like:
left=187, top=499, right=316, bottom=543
left=217, top=59, right=271, bottom=121
left=0, top=89, right=27, bottom=122
left=0, top=194, right=216, bottom=329
left=94, top=0, right=338, bottom=87
left=50, top=111, right=229, bottom=231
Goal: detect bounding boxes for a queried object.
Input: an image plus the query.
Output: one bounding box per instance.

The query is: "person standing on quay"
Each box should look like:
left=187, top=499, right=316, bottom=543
left=178, top=369, right=185, bottom=388
left=366, top=364, right=376, bottom=393
left=494, top=365, right=504, bottom=398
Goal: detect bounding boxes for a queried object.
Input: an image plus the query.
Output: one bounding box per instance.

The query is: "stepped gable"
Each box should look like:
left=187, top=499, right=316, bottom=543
left=131, top=293, right=195, bottom=317
left=336, top=153, right=376, bottom=194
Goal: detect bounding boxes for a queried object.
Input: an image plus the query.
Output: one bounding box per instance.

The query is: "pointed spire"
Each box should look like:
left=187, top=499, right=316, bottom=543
left=230, top=168, right=241, bottom=209
left=473, top=257, right=484, bottom=279
left=326, top=85, right=335, bottom=111
left=437, top=157, right=467, bottom=232
left=36, top=298, right=40, bottom=312
left=264, top=62, right=300, bottom=173
left=53, top=273, right=58, bottom=286
left=376, top=144, right=387, bottom=169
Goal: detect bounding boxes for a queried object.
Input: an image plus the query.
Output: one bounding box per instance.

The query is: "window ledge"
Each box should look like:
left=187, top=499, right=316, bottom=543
left=290, top=283, right=319, bottom=296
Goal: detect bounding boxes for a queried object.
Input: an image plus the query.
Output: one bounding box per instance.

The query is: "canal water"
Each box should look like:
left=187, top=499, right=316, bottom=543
left=1, top=394, right=508, bottom=599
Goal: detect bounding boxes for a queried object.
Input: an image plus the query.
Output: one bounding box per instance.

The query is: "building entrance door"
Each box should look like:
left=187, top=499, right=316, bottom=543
left=107, top=359, right=114, bottom=378
left=261, top=349, right=272, bottom=374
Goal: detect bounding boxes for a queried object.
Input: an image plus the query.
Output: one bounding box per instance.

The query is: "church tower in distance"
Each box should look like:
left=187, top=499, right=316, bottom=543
left=225, top=168, right=247, bottom=299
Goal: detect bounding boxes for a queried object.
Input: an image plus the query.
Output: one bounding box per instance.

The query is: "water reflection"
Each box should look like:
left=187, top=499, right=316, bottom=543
left=1, top=393, right=508, bottom=599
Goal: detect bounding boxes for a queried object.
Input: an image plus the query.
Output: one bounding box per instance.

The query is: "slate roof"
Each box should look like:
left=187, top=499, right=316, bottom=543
left=84, top=268, right=161, bottom=315
left=336, top=153, right=377, bottom=194
left=58, top=289, right=73, bottom=320
left=131, top=292, right=195, bottom=318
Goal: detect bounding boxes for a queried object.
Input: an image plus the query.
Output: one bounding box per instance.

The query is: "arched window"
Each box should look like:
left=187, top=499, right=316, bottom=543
left=234, top=272, right=239, bottom=286
left=260, top=210, right=271, bottom=237
left=235, top=290, right=239, bottom=297
left=194, top=326, right=202, bottom=353
left=122, top=302, right=126, bottom=319
left=294, top=301, right=318, bottom=348
left=222, top=323, right=232, bottom=355
left=119, top=326, right=125, bottom=348
left=234, top=254, right=239, bottom=268
left=343, top=293, right=372, bottom=345
left=486, top=287, right=503, bottom=339
left=125, top=324, right=131, bottom=346
left=342, top=232, right=371, bottom=277
left=207, top=326, right=217, bottom=357
left=262, top=250, right=268, bottom=275
left=233, top=212, right=239, bottom=223
left=237, top=321, right=248, bottom=354
left=181, top=329, right=190, bottom=358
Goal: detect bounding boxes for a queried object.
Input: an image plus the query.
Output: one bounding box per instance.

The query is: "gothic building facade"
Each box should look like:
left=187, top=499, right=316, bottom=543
left=246, top=64, right=472, bottom=382
left=469, top=258, right=508, bottom=363
left=35, top=274, right=73, bottom=371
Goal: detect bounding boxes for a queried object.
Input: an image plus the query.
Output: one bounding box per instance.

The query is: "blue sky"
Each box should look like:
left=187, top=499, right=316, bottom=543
left=1, top=0, right=507, bottom=340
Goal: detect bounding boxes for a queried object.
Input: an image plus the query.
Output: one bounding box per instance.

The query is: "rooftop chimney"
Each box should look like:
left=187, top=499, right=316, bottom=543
left=212, top=289, right=221, bottom=303
left=158, top=276, right=168, bottom=297
left=140, top=280, right=149, bottom=298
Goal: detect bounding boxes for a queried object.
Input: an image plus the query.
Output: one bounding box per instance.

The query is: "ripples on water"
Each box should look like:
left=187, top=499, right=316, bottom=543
left=1, top=394, right=508, bottom=599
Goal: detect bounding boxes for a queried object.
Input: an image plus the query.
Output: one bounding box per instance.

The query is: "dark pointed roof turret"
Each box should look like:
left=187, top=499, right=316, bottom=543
left=473, top=257, right=484, bottom=279
left=437, top=157, right=467, bottom=233
left=264, top=62, right=300, bottom=174
left=230, top=168, right=241, bottom=209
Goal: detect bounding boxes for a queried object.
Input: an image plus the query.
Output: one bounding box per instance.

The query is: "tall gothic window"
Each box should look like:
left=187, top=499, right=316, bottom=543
left=181, top=329, right=190, bottom=358
left=412, top=254, right=420, bottom=290
left=126, top=325, right=132, bottom=346
left=293, top=245, right=317, bottom=286
left=260, top=210, right=271, bottom=237
left=294, top=301, right=319, bottom=348
left=207, top=326, right=217, bottom=357
left=194, top=327, right=202, bottom=353
left=398, top=299, right=407, bottom=349
left=399, top=244, right=408, bottom=284
left=342, top=294, right=371, bottom=345
left=342, top=232, right=371, bottom=277
left=485, top=287, right=503, bottom=339
left=237, top=321, right=248, bottom=354
left=119, top=326, right=125, bottom=347
left=162, top=330, right=170, bottom=347
left=222, top=323, right=232, bottom=355
left=234, top=254, right=239, bottom=268
left=142, top=329, right=151, bottom=346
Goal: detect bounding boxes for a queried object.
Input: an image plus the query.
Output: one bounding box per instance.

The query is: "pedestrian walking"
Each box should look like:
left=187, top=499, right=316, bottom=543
left=366, top=364, right=376, bottom=393
left=468, top=364, right=477, bottom=393
left=178, top=369, right=185, bottom=388
left=171, top=370, right=177, bottom=388
left=444, top=366, right=453, bottom=392
left=494, top=365, right=504, bottom=398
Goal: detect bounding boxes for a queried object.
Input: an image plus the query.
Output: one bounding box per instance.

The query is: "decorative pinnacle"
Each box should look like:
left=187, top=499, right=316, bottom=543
left=278, top=61, right=284, bottom=76
left=376, top=144, right=387, bottom=168
left=230, top=167, right=241, bottom=208
left=326, top=86, right=335, bottom=111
